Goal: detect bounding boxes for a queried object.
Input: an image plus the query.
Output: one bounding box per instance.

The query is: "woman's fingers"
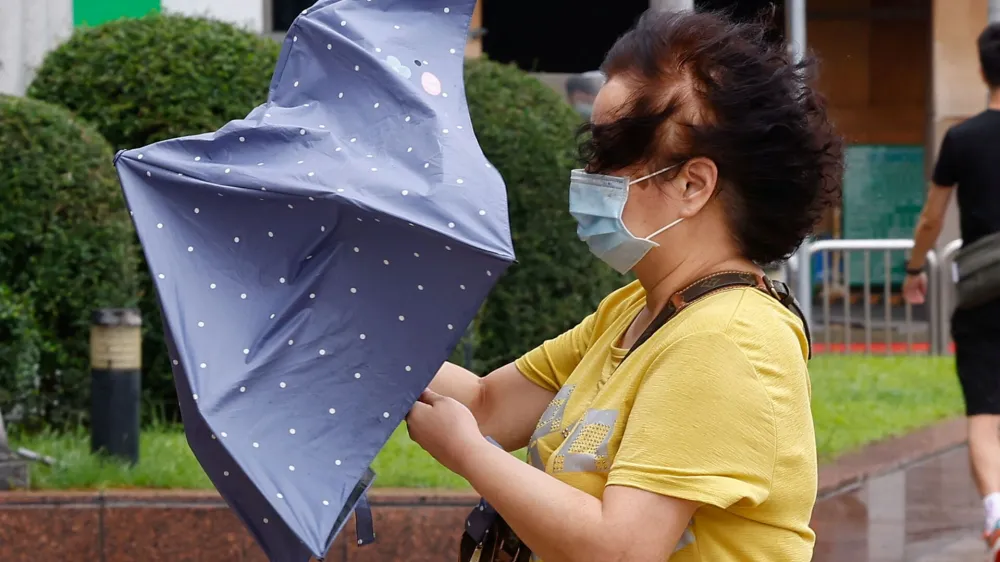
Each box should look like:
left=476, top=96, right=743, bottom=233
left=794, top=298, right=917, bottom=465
left=406, top=399, right=432, bottom=422
left=419, top=389, right=444, bottom=404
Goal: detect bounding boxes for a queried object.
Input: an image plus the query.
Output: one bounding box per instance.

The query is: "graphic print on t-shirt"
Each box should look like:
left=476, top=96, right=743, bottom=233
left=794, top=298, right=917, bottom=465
left=554, top=408, right=618, bottom=474
left=528, top=384, right=575, bottom=470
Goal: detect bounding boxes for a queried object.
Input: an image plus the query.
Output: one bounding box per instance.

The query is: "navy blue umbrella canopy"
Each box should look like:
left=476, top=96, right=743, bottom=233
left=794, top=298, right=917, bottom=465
left=113, top=0, right=513, bottom=559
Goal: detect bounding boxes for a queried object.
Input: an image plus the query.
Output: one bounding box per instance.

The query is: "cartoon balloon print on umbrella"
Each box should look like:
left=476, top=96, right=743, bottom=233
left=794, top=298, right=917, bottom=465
left=385, top=55, right=412, bottom=79
left=113, top=0, right=513, bottom=561
left=421, top=71, right=443, bottom=96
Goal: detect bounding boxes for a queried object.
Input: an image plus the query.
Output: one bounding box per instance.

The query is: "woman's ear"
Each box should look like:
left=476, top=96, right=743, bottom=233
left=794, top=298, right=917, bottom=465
left=675, top=157, right=718, bottom=217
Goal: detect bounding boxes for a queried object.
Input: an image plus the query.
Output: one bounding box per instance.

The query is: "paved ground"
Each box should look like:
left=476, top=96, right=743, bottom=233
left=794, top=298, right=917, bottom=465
left=813, top=445, right=986, bottom=562
left=916, top=536, right=987, bottom=562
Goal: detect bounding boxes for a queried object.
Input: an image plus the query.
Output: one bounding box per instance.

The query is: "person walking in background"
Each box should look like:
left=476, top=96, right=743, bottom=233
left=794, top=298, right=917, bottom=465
left=903, top=22, right=1000, bottom=562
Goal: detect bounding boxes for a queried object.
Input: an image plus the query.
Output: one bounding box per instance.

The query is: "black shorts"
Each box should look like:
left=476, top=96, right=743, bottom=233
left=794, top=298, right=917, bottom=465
left=953, top=299, right=1000, bottom=416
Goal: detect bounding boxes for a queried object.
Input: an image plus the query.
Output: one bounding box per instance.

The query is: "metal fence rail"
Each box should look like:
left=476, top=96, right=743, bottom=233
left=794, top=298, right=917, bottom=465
left=791, top=239, right=940, bottom=355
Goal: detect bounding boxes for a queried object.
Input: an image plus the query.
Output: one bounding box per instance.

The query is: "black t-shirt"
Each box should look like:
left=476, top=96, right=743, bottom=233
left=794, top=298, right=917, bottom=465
left=932, top=109, right=1000, bottom=246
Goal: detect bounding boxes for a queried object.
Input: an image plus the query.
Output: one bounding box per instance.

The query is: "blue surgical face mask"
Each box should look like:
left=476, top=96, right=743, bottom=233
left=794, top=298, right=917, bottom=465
left=568, top=165, right=684, bottom=274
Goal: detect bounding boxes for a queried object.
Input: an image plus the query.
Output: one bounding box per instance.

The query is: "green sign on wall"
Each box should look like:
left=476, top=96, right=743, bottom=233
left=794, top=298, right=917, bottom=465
left=73, top=0, right=160, bottom=27
left=841, top=145, right=925, bottom=287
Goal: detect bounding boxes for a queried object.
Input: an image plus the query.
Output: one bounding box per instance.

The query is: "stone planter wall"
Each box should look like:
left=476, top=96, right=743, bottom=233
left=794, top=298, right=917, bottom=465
left=0, top=489, right=478, bottom=562
left=0, top=418, right=968, bottom=562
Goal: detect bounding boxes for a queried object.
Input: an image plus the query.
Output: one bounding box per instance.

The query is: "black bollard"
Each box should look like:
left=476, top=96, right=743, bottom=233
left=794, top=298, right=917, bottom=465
left=90, top=308, right=142, bottom=465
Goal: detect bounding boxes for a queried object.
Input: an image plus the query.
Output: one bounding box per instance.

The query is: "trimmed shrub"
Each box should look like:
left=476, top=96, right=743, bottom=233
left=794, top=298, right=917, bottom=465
left=0, top=285, right=45, bottom=433
left=0, top=95, right=141, bottom=428
left=27, top=12, right=281, bottom=151
left=464, top=59, right=624, bottom=373
left=28, top=13, right=281, bottom=416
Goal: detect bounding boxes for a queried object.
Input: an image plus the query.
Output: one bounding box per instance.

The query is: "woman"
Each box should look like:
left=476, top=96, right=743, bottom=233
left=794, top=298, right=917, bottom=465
left=406, top=9, right=842, bottom=562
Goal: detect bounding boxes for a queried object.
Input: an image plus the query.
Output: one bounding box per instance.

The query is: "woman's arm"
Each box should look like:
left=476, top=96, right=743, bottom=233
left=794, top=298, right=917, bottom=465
left=408, top=331, right=779, bottom=562
left=462, top=443, right=699, bottom=562
left=428, top=361, right=554, bottom=451
left=427, top=361, right=485, bottom=410
left=408, top=391, right=699, bottom=562
left=429, top=310, right=597, bottom=450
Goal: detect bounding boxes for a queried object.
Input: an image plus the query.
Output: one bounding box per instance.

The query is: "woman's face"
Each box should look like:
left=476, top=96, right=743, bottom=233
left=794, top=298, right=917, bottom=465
left=589, top=77, right=686, bottom=241
left=589, top=76, right=724, bottom=260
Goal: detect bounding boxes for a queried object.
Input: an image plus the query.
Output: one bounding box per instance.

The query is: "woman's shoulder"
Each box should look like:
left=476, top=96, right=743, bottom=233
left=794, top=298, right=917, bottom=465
left=596, top=282, right=810, bottom=367
left=637, top=287, right=812, bottom=418
left=667, top=287, right=810, bottom=366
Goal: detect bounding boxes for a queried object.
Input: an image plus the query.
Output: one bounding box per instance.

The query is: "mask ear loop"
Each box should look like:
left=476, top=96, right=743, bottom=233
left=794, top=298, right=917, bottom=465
left=628, top=163, right=681, bottom=186
left=627, top=163, right=685, bottom=243
left=643, top=217, right=684, bottom=242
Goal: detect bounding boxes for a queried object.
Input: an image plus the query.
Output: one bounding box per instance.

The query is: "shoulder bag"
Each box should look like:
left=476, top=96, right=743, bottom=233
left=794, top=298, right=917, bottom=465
left=954, top=231, right=1000, bottom=309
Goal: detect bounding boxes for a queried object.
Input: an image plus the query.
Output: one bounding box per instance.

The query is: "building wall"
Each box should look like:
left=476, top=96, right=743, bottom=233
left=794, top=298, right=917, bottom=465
left=797, top=0, right=931, bottom=242
left=536, top=1, right=931, bottom=147
left=808, top=0, right=930, bottom=146
left=162, top=0, right=264, bottom=32
left=0, top=0, right=73, bottom=95
left=74, top=0, right=159, bottom=27
left=0, top=0, right=266, bottom=96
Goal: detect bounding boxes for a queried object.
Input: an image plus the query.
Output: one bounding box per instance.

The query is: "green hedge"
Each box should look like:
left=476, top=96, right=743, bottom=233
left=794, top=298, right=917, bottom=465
left=27, top=12, right=281, bottom=150
left=463, top=59, right=623, bottom=373
left=0, top=285, right=44, bottom=432
left=28, top=13, right=282, bottom=416
left=0, top=95, right=141, bottom=430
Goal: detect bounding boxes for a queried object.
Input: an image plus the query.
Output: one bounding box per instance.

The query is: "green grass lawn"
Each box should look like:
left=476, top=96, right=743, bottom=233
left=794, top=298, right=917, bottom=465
left=809, top=355, right=963, bottom=462
left=12, top=355, right=963, bottom=490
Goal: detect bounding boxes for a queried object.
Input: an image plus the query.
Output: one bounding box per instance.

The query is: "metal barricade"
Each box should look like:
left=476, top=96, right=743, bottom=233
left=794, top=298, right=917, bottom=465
left=792, top=239, right=940, bottom=355
left=935, top=238, right=963, bottom=355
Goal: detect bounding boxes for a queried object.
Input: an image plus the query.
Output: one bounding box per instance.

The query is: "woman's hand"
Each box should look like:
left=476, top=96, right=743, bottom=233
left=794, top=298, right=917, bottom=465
left=427, top=362, right=555, bottom=452
left=406, top=389, right=488, bottom=476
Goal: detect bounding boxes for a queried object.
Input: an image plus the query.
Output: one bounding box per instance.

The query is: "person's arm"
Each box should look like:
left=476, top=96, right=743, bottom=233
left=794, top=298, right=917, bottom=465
left=430, top=313, right=596, bottom=451
left=908, top=129, right=958, bottom=273
left=454, top=331, right=775, bottom=562
left=905, top=184, right=953, bottom=272
left=460, top=442, right=698, bottom=562
left=409, top=385, right=698, bottom=562
left=427, top=361, right=485, bottom=412
left=428, top=361, right=554, bottom=451
left=428, top=310, right=598, bottom=451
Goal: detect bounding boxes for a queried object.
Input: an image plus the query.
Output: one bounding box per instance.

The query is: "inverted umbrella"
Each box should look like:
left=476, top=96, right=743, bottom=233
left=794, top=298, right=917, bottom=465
left=112, top=0, right=514, bottom=559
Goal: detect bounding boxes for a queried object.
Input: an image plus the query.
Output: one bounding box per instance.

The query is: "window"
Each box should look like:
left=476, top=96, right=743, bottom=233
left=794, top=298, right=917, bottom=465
left=482, top=0, right=647, bottom=73
left=264, top=0, right=315, bottom=34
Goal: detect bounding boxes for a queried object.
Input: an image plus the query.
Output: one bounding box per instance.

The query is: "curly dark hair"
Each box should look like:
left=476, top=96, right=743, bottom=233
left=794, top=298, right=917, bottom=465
left=579, top=9, right=844, bottom=266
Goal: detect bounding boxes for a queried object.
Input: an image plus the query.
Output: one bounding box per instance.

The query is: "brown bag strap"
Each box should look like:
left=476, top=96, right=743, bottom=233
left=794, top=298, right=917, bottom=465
left=623, top=271, right=812, bottom=362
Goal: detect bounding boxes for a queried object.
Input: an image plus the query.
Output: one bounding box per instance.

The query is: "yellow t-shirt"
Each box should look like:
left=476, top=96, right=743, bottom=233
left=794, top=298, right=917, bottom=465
left=514, top=280, right=817, bottom=562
